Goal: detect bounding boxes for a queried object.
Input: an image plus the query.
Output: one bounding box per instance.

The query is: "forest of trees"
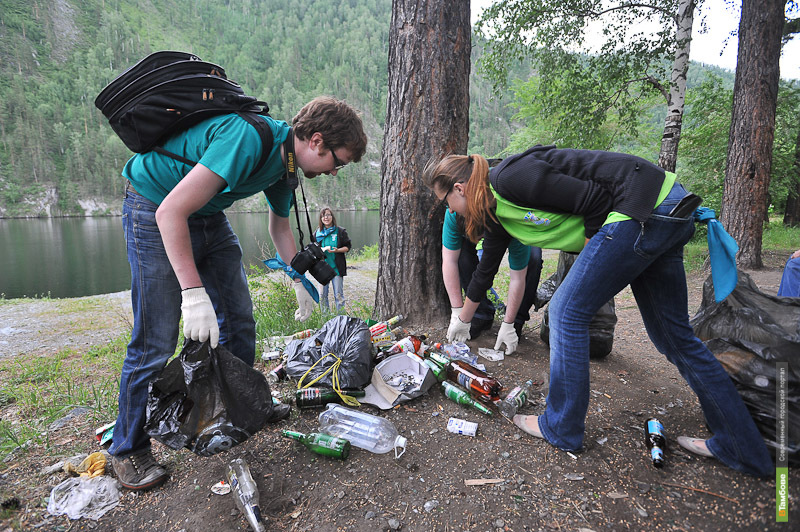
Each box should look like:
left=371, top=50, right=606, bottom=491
left=0, top=0, right=798, bottom=222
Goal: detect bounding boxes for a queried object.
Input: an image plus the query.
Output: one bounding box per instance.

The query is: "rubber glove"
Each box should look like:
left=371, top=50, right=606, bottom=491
left=494, top=321, right=519, bottom=354
left=294, top=282, right=314, bottom=321
left=181, top=287, right=219, bottom=347
left=447, top=309, right=471, bottom=343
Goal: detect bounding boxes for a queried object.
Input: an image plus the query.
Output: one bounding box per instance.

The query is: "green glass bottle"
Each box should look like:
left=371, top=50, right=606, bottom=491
left=280, top=429, right=351, bottom=459
left=441, top=381, right=493, bottom=416
left=295, top=387, right=366, bottom=409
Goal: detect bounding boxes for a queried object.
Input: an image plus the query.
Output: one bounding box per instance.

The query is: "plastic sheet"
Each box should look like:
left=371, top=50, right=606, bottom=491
left=536, top=251, right=617, bottom=359
left=144, top=340, right=274, bottom=456
left=47, top=476, right=120, bottom=520
left=691, top=271, right=800, bottom=463
left=284, top=315, right=372, bottom=389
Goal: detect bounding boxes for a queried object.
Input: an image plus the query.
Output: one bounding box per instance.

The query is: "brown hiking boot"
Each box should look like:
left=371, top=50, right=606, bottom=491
left=112, top=449, right=168, bottom=491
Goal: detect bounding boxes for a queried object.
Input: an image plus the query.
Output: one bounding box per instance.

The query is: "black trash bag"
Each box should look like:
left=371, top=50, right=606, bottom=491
left=691, top=271, right=800, bottom=463
left=537, top=251, right=617, bottom=359
left=691, top=270, right=800, bottom=347
left=284, top=315, right=372, bottom=389
left=144, top=340, right=273, bottom=457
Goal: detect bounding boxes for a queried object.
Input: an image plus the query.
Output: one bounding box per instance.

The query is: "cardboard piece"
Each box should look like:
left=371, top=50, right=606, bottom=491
left=361, top=353, right=438, bottom=410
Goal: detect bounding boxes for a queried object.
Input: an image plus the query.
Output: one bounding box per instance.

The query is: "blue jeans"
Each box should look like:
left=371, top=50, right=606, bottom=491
left=321, top=275, right=345, bottom=312
left=777, top=257, right=800, bottom=297
left=459, top=241, right=543, bottom=324
left=110, top=186, right=256, bottom=458
left=539, top=183, right=773, bottom=477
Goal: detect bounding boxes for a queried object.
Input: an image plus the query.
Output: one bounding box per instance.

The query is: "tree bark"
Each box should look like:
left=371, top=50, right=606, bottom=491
left=784, top=124, right=800, bottom=227
left=657, top=0, right=695, bottom=172
left=720, top=0, right=784, bottom=269
left=376, top=0, right=471, bottom=324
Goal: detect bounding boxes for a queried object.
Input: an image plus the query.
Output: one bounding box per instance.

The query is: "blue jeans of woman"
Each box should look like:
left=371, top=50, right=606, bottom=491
left=321, top=275, right=345, bottom=312
left=110, top=186, right=256, bottom=458
left=539, top=183, right=773, bottom=477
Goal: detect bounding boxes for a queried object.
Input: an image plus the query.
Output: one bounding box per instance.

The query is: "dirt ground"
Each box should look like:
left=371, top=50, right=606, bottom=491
left=1, top=252, right=798, bottom=532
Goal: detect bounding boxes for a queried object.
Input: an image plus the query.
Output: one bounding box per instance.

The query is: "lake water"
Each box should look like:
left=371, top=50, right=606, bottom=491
left=0, top=210, right=380, bottom=299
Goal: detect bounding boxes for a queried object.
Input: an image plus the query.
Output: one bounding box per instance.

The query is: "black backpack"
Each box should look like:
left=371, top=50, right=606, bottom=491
left=95, top=51, right=273, bottom=174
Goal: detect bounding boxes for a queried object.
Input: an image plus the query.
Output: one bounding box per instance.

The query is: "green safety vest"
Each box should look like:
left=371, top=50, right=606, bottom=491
left=490, top=185, right=586, bottom=253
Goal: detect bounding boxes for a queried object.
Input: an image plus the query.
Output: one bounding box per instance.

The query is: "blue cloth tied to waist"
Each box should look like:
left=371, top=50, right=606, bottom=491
left=693, top=207, right=738, bottom=303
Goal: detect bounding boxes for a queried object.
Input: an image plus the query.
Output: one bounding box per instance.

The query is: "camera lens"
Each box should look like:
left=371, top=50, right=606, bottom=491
left=309, top=260, right=336, bottom=285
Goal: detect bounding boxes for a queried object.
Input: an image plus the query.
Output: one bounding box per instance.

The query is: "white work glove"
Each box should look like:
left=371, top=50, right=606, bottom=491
left=494, top=321, right=519, bottom=354
left=181, top=287, right=219, bottom=348
left=293, top=282, right=314, bottom=322
left=447, top=308, right=471, bottom=343
left=322, top=245, right=333, bottom=252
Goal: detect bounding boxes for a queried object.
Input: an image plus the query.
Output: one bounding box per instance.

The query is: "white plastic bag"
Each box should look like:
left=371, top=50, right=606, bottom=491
left=47, top=476, right=120, bottom=520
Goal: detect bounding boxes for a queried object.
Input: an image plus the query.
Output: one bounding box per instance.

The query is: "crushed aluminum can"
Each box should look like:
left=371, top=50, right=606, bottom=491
left=447, top=417, right=478, bottom=437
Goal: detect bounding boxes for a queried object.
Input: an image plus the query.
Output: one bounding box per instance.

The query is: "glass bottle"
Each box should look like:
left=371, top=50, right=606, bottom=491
left=386, top=334, right=427, bottom=355
left=280, top=429, right=350, bottom=459
left=445, top=359, right=503, bottom=399
left=441, top=381, right=493, bottom=416
left=499, top=379, right=534, bottom=419
left=267, top=363, right=287, bottom=384
left=295, top=387, right=366, bottom=409
left=645, top=418, right=667, bottom=468
left=318, top=404, right=407, bottom=457
left=226, top=458, right=267, bottom=532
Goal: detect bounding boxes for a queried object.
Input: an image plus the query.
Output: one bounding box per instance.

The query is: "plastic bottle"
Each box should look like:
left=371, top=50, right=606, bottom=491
left=645, top=418, right=667, bottom=468
left=280, top=429, right=350, bottom=459
left=386, top=334, right=427, bottom=355
left=439, top=342, right=480, bottom=366
left=295, top=387, right=366, bottom=409
left=441, top=381, right=493, bottom=416
left=226, top=458, right=267, bottom=532
left=499, top=379, right=534, bottom=419
left=445, top=359, right=503, bottom=399
left=318, top=404, right=407, bottom=457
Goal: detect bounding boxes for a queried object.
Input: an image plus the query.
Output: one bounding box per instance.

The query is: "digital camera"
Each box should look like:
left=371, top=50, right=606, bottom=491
left=291, top=242, right=336, bottom=285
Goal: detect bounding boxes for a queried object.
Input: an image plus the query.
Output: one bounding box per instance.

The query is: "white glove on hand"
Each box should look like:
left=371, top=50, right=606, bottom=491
left=494, top=321, right=519, bottom=354
left=181, top=287, right=219, bottom=348
left=294, top=282, right=314, bottom=322
left=447, top=309, right=471, bottom=343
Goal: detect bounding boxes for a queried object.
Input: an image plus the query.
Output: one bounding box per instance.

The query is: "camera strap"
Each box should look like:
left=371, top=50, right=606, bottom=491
left=282, top=128, right=317, bottom=248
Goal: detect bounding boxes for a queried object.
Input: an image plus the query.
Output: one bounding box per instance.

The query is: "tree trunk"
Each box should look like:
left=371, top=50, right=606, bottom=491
left=783, top=124, right=800, bottom=227
left=657, top=0, right=695, bottom=172
left=720, top=0, right=784, bottom=269
left=376, top=0, right=471, bottom=325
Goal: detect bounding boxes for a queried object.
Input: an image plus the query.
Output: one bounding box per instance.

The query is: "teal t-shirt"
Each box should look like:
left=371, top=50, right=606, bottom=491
left=122, top=114, right=293, bottom=217
left=442, top=210, right=531, bottom=270
left=316, top=227, right=341, bottom=276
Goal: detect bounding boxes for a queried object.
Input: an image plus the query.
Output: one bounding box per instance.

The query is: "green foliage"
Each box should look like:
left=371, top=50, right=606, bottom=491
left=763, top=219, right=800, bottom=249
left=0, top=0, right=521, bottom=215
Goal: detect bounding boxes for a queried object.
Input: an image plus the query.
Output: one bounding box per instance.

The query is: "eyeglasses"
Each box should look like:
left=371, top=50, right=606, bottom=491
left=438, top=182, right=461, bottom=211
left=322, top=213, right=332, bottom=218
left=329, top=147, right=348, bottom=171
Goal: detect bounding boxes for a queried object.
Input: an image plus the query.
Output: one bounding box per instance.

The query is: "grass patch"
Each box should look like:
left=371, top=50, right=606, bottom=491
left=350, top=243, right=378, bottom=262
left=0, top=334, right=128, bottom=461
left=763, top=220, right=800, bottom=250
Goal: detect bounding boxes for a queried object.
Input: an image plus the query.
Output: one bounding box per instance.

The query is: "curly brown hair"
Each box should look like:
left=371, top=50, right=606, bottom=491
left=292, top=96, right=368, bottom=162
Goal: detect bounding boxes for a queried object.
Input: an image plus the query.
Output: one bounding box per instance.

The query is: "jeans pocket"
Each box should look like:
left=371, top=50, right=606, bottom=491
left=633, top=214, right=694, bottom=260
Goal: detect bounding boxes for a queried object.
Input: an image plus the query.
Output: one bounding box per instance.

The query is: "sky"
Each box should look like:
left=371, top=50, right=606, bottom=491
left=471, top=0, right=800, bottom=80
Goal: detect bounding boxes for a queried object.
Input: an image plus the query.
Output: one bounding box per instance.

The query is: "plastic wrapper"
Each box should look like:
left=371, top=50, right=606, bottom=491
left=144, top=340, right=274, bottom=457
left=284, top=315, right=372, bottom=389
left=691, top=271, right=800, bottom=463
left=536, top=251, right=617, bottom=359
left=47, top=476, right=120, bottom=520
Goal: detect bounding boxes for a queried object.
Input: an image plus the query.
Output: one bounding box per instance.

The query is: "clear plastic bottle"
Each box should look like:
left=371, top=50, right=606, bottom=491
left=318, top=404, right=407, bottom=457
left=226, top=458, right=267, bottom=532
left=499, top=379, right=534, bottom=419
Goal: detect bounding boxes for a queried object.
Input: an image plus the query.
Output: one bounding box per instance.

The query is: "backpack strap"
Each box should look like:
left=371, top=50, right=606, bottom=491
left=152, top=112, right=274, bottom=177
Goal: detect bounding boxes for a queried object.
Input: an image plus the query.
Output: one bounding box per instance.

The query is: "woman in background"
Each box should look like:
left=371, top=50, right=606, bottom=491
left=316, top=207, right=351, bottom=312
